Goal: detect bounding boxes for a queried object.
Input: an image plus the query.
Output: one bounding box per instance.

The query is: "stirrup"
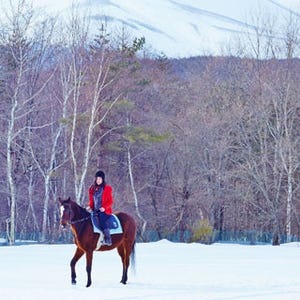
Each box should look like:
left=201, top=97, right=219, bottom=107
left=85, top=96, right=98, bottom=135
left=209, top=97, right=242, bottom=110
left=103, top=239, right=112, bottom=246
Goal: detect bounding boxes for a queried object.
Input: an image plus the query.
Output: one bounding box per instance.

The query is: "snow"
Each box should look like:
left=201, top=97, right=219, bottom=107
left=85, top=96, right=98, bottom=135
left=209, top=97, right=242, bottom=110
left=1, top=240, right=300, bottom=299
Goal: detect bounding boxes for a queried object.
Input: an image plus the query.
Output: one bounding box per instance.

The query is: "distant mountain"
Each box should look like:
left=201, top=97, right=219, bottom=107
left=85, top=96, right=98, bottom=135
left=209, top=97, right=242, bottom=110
left=33, top=0, right=300, bottom=58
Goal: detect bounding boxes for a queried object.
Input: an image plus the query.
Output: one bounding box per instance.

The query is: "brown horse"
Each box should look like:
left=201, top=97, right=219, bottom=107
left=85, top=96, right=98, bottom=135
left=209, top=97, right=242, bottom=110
left=58, top=197, right=136, bottom=287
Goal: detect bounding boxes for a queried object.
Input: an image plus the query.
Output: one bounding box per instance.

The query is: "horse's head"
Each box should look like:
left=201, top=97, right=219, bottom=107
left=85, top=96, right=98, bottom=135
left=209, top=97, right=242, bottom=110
left=58, top=197, right=74, bottom=228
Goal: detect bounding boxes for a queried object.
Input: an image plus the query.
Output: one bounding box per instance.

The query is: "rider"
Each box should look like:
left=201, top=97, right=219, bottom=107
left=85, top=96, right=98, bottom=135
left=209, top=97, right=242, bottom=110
left=87, top=170, right=113, bottom=246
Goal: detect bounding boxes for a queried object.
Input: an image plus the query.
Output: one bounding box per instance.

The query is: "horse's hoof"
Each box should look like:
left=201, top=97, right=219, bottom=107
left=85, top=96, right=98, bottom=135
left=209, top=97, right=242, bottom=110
left=86, top=282, right=91, bottom=288
left=71, top=280, right=76, bottom=285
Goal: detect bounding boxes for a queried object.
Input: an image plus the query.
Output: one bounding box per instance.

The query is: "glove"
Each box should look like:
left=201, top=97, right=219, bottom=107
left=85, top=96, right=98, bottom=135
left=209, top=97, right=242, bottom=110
left=86, top=206, right=92, bottom=213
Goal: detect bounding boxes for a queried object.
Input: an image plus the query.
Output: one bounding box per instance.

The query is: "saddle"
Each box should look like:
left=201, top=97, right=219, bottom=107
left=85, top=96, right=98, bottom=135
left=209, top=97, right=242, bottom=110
left=91, top=213, right=123, bottom=235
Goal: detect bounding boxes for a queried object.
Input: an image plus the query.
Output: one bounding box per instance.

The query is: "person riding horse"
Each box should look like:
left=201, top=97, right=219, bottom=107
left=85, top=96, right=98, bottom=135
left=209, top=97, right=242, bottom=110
left=87, top=170, right=113, bottom=246
left=59, top=197, right=136, bottom=286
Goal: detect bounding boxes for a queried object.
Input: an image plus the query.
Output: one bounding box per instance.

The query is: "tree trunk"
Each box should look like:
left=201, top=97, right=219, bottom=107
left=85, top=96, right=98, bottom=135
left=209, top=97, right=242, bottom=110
left=127, top=146, right=147, bottom=240
left=6, top=98, right=18, bottom=245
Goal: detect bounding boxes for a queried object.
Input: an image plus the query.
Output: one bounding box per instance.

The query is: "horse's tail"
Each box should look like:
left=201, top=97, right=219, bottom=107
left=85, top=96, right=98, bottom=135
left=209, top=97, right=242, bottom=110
left=130, top=240, right=136, bottom=273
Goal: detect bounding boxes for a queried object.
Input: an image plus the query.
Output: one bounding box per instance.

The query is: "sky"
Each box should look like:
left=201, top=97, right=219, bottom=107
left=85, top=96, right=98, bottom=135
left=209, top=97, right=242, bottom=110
left=1, top=240, right=300, bottom=299
left=25, top=0, right=300, bottom=57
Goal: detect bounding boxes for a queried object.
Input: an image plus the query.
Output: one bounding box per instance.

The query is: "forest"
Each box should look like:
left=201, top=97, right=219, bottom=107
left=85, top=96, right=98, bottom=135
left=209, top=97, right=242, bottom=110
left=1, top=1, right=300, bottom=246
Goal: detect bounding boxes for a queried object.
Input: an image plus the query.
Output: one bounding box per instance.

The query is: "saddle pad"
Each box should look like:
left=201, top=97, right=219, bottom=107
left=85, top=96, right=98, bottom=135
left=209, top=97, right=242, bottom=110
left=92, top=214, right=123, bottom=235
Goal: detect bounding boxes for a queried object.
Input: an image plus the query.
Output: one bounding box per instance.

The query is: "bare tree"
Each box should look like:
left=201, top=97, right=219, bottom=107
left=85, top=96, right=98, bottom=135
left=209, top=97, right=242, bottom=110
left=57, top=14, right=124, bottom=204
left=230, top=8, right=300, bottom=244
left=0, top=0, right=54, bottom=244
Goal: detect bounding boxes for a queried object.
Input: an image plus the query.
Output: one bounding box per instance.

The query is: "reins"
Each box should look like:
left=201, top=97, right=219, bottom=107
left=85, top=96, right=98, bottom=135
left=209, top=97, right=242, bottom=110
left=69, top=215, right=91, bottom=225
left=65, top=203, right=91, bottom=225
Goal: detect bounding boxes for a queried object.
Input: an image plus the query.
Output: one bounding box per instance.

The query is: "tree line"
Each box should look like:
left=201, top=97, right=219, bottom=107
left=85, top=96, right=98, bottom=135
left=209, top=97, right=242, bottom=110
left=0, top=1, right=300, bottom=245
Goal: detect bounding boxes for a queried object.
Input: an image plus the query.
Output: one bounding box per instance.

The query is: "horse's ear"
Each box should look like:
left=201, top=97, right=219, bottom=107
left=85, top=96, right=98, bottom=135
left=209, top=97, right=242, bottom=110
left=67, top=197, right=71, bottom=201
left=58, top=197, right=63, bottom=204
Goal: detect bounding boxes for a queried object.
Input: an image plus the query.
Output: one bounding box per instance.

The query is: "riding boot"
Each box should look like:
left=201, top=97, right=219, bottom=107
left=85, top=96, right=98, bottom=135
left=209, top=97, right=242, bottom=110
left=103, top=229, right=112, bottom=246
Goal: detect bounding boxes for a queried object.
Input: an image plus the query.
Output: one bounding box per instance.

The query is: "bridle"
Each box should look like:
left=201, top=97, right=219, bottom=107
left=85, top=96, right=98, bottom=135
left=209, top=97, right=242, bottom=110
left=61, top=203, right=90, bottom=225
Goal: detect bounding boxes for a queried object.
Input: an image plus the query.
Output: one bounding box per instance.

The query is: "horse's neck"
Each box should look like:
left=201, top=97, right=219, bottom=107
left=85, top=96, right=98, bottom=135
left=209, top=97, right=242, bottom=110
left=71, top=205, right=91, bottom=235
left=74, top=204, right=89, bottom=219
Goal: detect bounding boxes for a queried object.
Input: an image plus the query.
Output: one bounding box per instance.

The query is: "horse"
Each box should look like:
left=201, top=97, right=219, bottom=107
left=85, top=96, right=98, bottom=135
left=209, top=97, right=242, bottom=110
left=58, top=197, right=136, bottom=287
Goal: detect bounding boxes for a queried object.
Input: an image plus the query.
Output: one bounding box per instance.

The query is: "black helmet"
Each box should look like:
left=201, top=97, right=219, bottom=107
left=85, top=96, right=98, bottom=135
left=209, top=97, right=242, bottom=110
left=95, top=170, right=105, bottom=181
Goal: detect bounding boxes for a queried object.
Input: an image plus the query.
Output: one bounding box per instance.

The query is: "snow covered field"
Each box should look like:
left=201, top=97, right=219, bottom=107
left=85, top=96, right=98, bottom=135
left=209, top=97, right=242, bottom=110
left=1, top=240, right=300, bottom=299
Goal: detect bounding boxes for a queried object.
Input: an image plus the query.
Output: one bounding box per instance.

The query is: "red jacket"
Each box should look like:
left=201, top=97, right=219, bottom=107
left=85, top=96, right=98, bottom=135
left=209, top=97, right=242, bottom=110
left=88, top=184, right=113, bottom=214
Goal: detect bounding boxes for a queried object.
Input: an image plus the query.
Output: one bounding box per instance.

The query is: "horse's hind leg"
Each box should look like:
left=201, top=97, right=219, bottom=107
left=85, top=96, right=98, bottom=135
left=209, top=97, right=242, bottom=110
left=70, top=247, right=84, bottom=285
left=117, top=243, right=132, bottom=284
left=117, top=245, right=127, bottom=284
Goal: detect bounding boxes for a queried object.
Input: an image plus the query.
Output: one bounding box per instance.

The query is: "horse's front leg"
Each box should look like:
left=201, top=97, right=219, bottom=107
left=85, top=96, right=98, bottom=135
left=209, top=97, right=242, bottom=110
left=85, top=250, right=93, bottom=287
left=70, top=247, right=84, bottom=285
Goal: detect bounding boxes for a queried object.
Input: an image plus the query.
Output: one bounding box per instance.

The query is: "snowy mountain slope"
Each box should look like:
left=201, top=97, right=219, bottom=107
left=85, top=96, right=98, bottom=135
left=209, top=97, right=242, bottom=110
left=31, top=0, right=300, bottom=57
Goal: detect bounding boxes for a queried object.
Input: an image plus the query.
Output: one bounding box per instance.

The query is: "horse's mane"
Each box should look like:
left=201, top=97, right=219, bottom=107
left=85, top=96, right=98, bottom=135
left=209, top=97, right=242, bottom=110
left=73, top=200, right=90, bottom=217
left=64, top=198, right=90, bottom=217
